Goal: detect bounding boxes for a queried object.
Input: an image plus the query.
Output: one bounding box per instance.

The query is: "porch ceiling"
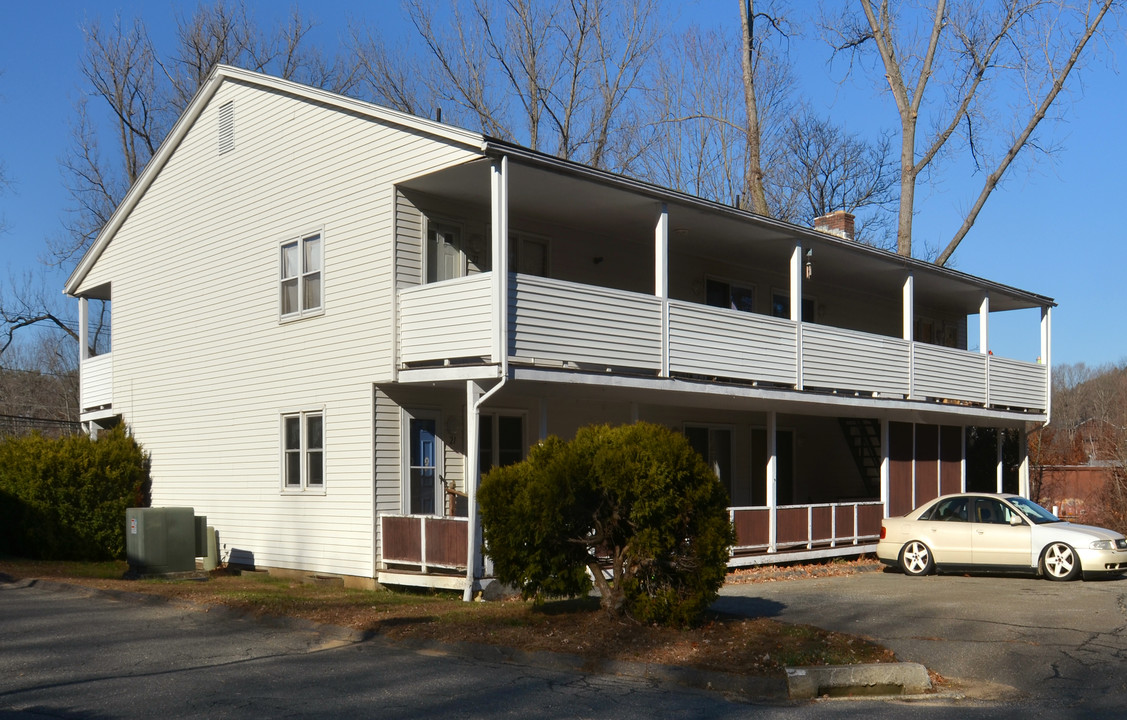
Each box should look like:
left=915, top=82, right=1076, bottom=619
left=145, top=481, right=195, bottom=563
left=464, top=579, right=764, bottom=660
left=391, top=368, right=1042, bottom=429
left=496, top=368, right=1041, bottom=428
left=399, top=156, right=1052, bottom=315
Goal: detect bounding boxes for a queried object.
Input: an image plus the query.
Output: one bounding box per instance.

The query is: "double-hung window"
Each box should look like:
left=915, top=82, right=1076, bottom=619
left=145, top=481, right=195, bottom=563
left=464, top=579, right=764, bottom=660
left=283, top=411, right=324, bottom=491
left=281, top=232, right=323, bottom=318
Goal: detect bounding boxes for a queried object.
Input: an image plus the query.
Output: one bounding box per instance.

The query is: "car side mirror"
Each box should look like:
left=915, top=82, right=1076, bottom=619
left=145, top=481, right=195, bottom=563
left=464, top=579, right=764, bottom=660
left=1009, top=515, right=1024, bottom=526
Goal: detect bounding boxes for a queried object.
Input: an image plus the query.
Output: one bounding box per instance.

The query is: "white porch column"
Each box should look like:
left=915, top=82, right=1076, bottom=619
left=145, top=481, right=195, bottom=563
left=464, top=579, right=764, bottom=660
left=996, top=429, right=1005, bottom=494
left=903, top=273, right=915, bottom=399
left=961, top=426, right=967, bottom=492
left=1018, top=428, right=1030, bottom=498
left=78, top=296, right=89, bottom=362
left=767, top=410, right=778, bottom=553
left=1042, top=306, right=1052, bottom=421
left=790, top=242, right=803, bottom=390
left=537, top=399, right=548, bottom=442
left=490, top=157, right=510, bottom=375
left=655, top=204, right=669, bottom=377
left=880, top=418, right=890, bottom=517
left=980, top=294, right=991, bottom=407
left=464, top=381, right=483, bottom=601
left=979, top=294, right=990, bottom=354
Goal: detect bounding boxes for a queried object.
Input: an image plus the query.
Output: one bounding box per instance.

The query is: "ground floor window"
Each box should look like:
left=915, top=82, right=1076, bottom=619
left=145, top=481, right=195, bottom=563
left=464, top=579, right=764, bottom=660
left=479, top=413, right=524, bottom=474
left=282, top=410, right=324, bottom=491
left=685, top=424, right=734, bottom=500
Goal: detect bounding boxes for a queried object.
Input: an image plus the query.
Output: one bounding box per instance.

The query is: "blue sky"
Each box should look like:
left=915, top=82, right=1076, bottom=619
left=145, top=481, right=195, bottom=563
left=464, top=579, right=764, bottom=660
left=0, top=1, right=1123, bottom=368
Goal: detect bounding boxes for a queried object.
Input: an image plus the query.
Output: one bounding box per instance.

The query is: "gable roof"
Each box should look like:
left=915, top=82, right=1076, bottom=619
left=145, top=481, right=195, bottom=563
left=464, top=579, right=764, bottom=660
left=64, top=64, right=486, bottom=296
left=64, top=65, right=1054, bottom=312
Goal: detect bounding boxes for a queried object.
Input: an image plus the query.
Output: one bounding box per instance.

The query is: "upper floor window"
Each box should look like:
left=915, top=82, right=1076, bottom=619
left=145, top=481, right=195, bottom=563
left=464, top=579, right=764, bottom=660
left=281, top=232, right=322, bottom=318
left=283, top=410, right=324, bottom=492
left=771, top=291, right=815, bottom=322
left=509, top=232, right=549, bottom=277
left=706, top=278, right=754, bottom=313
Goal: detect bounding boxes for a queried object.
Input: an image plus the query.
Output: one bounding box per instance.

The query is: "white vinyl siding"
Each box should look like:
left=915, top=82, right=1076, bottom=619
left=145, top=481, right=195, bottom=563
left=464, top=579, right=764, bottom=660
left=802, top=324, right=911, bottom=396
left=395, top=191, right=423, bottom=289
left=509, top=274, right=662, bottom=369
left=668, top=300, right=796, bottom=385
left=73, top=79, right=479, bottom=578
left=987, top=356, right=1048, bottom=410
left=398, top=275, right=492, bottom=364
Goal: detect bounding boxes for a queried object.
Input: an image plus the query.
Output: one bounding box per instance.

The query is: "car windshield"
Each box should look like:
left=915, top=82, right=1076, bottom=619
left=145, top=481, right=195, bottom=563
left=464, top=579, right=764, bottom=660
left=1007, top=496, right=1060, bottom=525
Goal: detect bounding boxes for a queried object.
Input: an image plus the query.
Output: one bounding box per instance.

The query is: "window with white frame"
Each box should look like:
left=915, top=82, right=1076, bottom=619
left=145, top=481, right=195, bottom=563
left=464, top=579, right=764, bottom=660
left=479, top=413, right=525, bottom=474
left=706, top=277, right=755, bottom=313
left=280, top=232, right=323, bottom=318
left=283, top=411, right=324, bottom=491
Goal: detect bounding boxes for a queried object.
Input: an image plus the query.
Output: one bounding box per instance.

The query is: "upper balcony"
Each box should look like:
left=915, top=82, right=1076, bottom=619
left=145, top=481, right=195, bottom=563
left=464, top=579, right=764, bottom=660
left=392, top=150, right=1053, bottom=416
left=80, top=352, right=114, bottom=412
left=398, top=272, right=1048, bottom=413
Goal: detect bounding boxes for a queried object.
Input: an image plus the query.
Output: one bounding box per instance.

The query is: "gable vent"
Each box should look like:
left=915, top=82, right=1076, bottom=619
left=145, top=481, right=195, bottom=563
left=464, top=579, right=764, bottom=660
left=218, top=101, right=234, bottom=155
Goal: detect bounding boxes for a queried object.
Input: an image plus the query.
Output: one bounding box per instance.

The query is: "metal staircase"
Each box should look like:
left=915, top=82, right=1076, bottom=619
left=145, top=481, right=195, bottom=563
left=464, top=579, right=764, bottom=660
left=838, top=418, right=881, bottom=497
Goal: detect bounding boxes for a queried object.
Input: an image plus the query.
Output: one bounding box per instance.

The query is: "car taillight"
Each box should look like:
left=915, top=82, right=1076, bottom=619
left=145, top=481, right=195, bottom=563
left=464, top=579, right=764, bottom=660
left=880, top=525, right=887, bottom=539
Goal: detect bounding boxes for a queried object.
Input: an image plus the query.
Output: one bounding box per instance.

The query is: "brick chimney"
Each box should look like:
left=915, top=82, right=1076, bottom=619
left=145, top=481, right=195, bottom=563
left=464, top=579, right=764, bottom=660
left=814, top=210, right=855, bottom=241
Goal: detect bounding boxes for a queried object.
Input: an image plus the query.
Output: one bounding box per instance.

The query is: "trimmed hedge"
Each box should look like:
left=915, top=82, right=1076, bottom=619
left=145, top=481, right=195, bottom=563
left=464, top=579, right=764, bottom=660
left=0, top=426, right=151, bottom=560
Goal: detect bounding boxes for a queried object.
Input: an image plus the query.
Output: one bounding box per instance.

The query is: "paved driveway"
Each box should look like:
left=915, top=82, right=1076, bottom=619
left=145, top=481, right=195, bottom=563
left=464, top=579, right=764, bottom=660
left=716, top=569, right=1127, bottom=710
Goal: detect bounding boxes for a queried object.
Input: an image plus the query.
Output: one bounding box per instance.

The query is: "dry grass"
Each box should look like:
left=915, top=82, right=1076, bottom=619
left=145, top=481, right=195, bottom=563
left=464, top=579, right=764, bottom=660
left=0, top=556, right=893, bottom=678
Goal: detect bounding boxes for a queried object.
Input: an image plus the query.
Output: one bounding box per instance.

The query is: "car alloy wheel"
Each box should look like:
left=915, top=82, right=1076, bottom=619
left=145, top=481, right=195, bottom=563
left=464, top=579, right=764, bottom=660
left=1042, top=542, right=1080, bottom=581
left=900, top=540, right=934, bottom=576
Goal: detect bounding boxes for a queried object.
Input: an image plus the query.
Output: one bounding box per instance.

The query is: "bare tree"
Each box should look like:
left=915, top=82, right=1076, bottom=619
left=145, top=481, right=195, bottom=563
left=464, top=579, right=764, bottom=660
left=0, top=330, right=80, bottom=422
left=773, top=108, right=898, bottom=246
left=739, top=0, right=787, bottom=216
left=2, top=2, right=341, bottom=369
left=637, top=26, right=746, bottom=201
left=829, top=0, right=1117, bottom=262
left=350, top=0, right=660, bottom=171
left=636, top=6, right=794, bottom=209
left=162, top=2, right=358, bottom=113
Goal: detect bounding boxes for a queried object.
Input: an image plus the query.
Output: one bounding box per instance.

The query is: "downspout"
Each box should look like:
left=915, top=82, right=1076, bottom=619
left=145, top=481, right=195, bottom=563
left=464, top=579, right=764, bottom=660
left=464, top=374, right=509, bottom=601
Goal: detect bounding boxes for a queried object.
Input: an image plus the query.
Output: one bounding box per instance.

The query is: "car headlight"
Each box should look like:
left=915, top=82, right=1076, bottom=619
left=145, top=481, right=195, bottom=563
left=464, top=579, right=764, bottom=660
left=1091, top=540, right=1116, bottom=551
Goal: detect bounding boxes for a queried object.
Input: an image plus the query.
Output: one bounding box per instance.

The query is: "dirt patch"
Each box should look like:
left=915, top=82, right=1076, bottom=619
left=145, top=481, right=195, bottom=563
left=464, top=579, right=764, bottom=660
left=1, top=556, right=893, bottom=678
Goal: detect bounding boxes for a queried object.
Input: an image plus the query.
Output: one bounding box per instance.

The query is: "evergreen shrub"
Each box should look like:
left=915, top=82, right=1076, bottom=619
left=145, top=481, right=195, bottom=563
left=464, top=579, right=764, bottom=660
left=479, top=421, right=735, bottom=627
left=0, top=426, right=151, bottom=560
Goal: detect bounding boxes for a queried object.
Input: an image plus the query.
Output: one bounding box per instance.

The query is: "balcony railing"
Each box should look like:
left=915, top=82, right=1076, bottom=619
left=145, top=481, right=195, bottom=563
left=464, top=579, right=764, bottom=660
left=397, top=273, right=1048, bottom=412
left=380, top=514, right=468, bottom=571
left=731, top=501, right=884, bottom=552
left=80, top=353, right=113, bottom=411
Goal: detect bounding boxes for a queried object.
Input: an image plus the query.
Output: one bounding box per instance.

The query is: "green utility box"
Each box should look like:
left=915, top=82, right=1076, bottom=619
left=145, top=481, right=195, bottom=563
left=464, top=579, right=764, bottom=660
left=125, top=507, right=196, bottom=575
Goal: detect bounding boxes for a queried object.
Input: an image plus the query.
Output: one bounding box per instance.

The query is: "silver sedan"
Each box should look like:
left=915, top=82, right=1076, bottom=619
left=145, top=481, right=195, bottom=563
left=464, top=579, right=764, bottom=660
left=876, top=492, right=1127, bottom=580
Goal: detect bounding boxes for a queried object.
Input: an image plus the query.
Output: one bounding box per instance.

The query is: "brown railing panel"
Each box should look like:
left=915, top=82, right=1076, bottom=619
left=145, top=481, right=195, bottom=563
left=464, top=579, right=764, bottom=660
left=732, top=508, right=769, bottom=547
left=810, top=506, right=832, bottom=543
left=834, top=505, right=856, bottom=540
left=382, top=516, right=422, bottom=563
left=425, top=518, right=469, bottom=568
left=776, top=507, right=808, bottom=545
left=858, top=503, right=884, bottom=537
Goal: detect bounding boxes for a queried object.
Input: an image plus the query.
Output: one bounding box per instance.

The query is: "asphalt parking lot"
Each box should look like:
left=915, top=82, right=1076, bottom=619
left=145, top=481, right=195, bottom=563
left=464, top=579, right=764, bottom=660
left=716, top=568, right=1127, bottom=708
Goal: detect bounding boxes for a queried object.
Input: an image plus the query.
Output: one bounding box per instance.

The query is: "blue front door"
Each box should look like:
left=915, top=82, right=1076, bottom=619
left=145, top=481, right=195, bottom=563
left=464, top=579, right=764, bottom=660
left=409, top=418, right=437, bottom=515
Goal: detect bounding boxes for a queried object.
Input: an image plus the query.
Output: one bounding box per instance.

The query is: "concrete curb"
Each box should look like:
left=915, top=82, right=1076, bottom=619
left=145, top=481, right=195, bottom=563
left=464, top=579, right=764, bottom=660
left=785, top=662, right=932, bottom=699
left=3, top=575, right=932, bottom=702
